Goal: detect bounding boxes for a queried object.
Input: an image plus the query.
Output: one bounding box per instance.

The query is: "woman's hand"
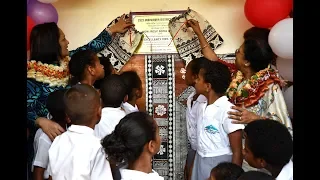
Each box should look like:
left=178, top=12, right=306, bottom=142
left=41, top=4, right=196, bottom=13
left=186, top=19, right=202, bottom=35
left=109, top=14, right=134, bottom=34
left=228, top=106, right=261, bottom=124
left=36, top=117, right=65, bottom=141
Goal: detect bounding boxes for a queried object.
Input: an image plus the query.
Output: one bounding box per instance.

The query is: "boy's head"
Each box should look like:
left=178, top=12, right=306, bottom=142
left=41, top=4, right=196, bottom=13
left=243, top=119, right=293, bottom=170
left=47, top=89, right=70, bottom=126
left=185, top=57, right=210, bottom=87
left=194, top=60, right=231, bottom=96
left=119, top=70, right=143, bottom=101
left=63, top=84, right=102, bottom=126
left=209, top=162, right=244, bottom=180
left=69, top=50, right=105, bottom=85
left=238, top=171, right=274, bottom=180
left=100, top=74, right=127, bottom=108
left=93, top=56, right=116, bottom=89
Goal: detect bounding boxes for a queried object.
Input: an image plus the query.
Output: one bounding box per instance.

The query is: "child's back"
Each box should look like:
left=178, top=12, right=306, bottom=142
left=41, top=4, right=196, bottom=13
left=32, top=89, right=67, bottom=180
left=94, top=74, right=128, bottom=139
left=48, top=84, right=113, bottom=180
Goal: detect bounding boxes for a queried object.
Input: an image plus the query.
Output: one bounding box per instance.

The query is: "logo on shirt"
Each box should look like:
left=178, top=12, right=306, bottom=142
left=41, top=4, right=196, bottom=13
left=205, top=125, right=219, bottom=134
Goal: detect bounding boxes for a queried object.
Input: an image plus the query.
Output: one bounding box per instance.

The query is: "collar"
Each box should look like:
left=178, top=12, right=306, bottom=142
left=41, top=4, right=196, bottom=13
left=122, top=102, right=139, bottom=110
left=68, top=125, right=94, bottom=134
left=211, top=96, right=228, bottom=107
left=276, top=160, right=293, bottom=180
left=102, top=106, right=124, bottom=113
left=188, top=92, right=207, bottom=103
left=120, top=169, right=163, bottom=179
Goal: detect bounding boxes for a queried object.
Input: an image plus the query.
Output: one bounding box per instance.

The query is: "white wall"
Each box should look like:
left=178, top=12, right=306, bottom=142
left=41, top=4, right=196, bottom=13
left=52, top=0, right=253, bottom=54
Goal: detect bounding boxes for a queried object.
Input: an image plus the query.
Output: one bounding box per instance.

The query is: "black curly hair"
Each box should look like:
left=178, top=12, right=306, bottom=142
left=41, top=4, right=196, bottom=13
left=68, top=49, right=97, bottom=85
left=200, top=60, right=231, bottom=95
left=238, top=171, right=274, bottom=180
left=210, top=162, right=244, bottom=180
left=244, top=120, right=293, bottom=167
left=119, top=70, right=142, bottom=101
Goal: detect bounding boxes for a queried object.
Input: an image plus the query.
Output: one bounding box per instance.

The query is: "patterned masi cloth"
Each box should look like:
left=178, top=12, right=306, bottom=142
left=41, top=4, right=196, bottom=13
left=168, top=8, right=224, bottom=66
left=98, top=14, right=144, bottom=71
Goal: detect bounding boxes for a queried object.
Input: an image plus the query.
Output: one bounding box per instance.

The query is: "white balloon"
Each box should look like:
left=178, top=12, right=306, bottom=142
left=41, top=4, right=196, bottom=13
left=38, top=0, right=58, bottom=3
left=276, top=57, right=293, bottom=82
left=268, top=18, right=293, bottom=59
left=283, top=85, right=293, bottom=119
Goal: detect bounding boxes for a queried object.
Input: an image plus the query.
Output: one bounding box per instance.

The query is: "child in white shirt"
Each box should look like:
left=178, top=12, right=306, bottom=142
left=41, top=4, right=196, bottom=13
left=48, top=84, right=113, bottom=180
left=242, top=120, right=293, bottom=180
left=184, top=58, right=209, bottom=180
left=32, top=89, right=70, bottom=180
left=192, top=59, right=244, bottom=180
left=101, top=111, right=164, bottom=180
left=119, top=70, right=143, bottom=114
left=94, top=74, right=127, bottom=139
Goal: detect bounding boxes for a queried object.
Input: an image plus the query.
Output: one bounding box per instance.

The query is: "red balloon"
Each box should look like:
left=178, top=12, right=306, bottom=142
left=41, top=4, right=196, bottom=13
left=244, top=0, right=293, bottom=28
left=27, top=16, right=36, bottom=50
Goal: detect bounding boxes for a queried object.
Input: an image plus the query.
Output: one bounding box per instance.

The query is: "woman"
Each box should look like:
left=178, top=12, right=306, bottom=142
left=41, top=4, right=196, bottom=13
left=186, top=19, right=292, bottom=171
left=28, top=15, right=133, bottom=141
left=186, top=19, right=292, bottom=130
left=101, top=112, right=163, bottom=180
left=27, top=15, right=133, bottom=177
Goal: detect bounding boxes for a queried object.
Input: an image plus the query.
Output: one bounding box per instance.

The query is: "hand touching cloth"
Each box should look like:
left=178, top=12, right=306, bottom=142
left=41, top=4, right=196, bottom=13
left=99, top=14, right=143, bottom=71
left=168, top=8, right=224, bottom=66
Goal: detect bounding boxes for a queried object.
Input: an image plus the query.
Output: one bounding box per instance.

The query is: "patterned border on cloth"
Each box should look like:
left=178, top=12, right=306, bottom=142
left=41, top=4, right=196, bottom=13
left=98, top=14, right=143, bottom=71
left=168, top=8, right=224, bottom=66
left=145, top=54, right=175, bottom=180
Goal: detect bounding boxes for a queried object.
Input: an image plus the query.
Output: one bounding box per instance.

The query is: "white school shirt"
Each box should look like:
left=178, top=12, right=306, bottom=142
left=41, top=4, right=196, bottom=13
left=196, top=96, right=245, bottom=157
left=121, top=102, right=139, bottom=114
left=48, top=125, right=113, bottom=180
left=186, top=91, right=207, bottom=150
left=276, top=160, right=293, bottom=180
left=94, top=107, right=126, bottom=139
left=120, top=169, right=164, bottom=180
left=32, top=128, right=51, bottom=179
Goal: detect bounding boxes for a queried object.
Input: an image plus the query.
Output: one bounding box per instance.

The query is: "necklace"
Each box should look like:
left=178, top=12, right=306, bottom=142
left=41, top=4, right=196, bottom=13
left=226, top=67, right=282, bottom=107
left=27, top=57, right=70, bottom=87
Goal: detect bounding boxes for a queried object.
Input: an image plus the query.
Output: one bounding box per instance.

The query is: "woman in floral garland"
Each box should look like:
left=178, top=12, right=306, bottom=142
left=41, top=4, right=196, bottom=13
left=28, top=15, right=133, bottom=139
left=187, top=20, right=292, bottom=171
left=187, top=19, right=292, bottom=130
left=27, top=17, right=133, bottom=178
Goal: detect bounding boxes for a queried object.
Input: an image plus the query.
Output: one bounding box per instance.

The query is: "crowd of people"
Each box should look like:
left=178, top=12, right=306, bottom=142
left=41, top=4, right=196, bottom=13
left=27, top=14, right=293, bottom=180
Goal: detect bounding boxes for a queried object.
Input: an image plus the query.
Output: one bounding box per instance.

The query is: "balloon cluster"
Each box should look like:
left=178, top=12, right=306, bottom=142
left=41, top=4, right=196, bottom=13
left=244, top=0, right=293, bottom=118
left=27, top=0, right=59, bottom=50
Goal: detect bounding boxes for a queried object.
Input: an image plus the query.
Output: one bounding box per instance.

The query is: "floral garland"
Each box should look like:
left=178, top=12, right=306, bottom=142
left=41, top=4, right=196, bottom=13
left=27, top=57, right=70, bottom=87
left=226, top=67, right=282, bottom=108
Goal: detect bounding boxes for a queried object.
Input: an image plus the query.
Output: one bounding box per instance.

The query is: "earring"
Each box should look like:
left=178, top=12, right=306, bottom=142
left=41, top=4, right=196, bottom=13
left=245, top=63, right=249, bottom=66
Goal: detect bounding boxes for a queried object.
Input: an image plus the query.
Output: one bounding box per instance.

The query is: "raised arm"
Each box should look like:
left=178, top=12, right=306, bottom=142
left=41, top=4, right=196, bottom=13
left=186, top=19, right=237, bottom=72
left=69, top=14, right=134, bottom=57
left=186, top=19, right=219, bottom=61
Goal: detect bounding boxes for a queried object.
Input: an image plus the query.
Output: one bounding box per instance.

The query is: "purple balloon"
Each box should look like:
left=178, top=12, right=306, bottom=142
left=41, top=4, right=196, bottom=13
left=27, top=0, right=29, bottom=4
left=27, top=1, right=58, bottom=24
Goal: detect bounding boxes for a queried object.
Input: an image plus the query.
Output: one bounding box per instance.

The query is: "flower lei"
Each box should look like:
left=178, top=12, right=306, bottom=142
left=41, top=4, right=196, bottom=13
left=226, top=67, right=282, bottom=108
left=27, top=57, right=70, bottom=87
